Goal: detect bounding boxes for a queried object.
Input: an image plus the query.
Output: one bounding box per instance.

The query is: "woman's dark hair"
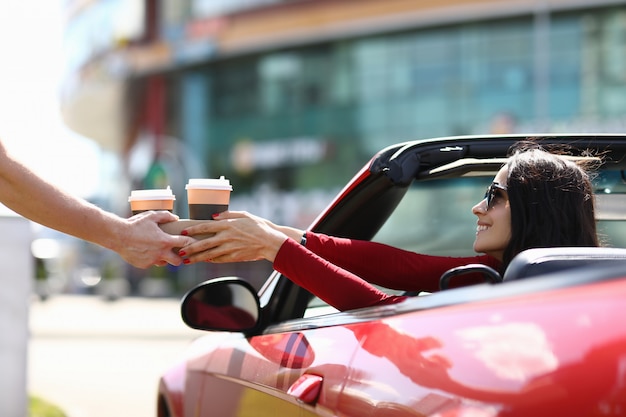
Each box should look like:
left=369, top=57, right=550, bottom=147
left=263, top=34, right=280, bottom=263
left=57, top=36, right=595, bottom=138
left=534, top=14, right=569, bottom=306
left=501, top=143, right=600, bottom=268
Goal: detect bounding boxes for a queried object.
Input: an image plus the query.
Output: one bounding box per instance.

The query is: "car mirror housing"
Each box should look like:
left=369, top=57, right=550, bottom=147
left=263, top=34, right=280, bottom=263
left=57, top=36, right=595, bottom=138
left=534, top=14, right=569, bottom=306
left=180, top=277, right=260, bottom=332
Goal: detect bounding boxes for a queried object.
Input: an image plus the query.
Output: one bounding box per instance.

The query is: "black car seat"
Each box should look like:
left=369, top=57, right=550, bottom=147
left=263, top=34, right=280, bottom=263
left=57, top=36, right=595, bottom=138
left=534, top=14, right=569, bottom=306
left=502, top=247, right=626, bottom=281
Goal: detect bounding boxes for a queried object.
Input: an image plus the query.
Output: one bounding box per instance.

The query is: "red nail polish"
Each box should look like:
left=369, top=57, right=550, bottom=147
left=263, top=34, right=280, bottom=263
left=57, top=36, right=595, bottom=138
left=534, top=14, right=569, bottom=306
left=181, top=230, right=188, bottom=236
left=178, top=251, right=186, bottom=257
left=212, top=213, right=219, bottom=218
left=183, top=258, right=190, bottom=264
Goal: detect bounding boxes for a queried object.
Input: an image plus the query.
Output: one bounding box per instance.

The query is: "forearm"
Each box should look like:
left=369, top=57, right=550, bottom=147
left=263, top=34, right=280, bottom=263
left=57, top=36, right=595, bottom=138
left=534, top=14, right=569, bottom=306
left=0, top=146, right=127, bottom=250
left=27, top=194, right=129, bottom=253
left=0, top=141, right=195, bottom=268
left=305, top=232, right=500, bottom=292
left=273, top=238, right=399, bottom=311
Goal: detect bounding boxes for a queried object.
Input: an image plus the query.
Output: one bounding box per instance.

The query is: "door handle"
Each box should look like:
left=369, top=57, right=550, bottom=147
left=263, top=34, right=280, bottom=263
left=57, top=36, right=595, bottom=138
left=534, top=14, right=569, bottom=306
left=287, top=374, right=323, bottom=404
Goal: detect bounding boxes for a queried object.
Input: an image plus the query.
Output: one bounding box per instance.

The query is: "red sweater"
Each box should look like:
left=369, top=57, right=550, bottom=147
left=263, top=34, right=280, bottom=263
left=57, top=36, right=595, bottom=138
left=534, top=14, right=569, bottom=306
left=273, top=231, right=501, bottom=311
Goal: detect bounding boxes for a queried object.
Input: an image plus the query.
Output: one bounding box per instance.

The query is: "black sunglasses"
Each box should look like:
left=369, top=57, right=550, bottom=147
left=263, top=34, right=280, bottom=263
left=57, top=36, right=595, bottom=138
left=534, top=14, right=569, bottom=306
left=484, top=182, right=508, bottom=210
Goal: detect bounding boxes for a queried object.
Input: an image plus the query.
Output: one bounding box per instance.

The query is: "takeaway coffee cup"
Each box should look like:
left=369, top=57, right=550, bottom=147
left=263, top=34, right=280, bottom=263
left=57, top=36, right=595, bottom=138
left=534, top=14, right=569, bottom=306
left=186, top=176, right=233, bottom=220
left=128, top=187, right=176, bottom=215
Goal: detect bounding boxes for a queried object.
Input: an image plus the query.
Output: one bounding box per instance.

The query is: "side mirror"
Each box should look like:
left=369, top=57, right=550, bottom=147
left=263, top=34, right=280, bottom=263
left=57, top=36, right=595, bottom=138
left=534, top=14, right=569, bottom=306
left=181, top=277, right=260, bottom=332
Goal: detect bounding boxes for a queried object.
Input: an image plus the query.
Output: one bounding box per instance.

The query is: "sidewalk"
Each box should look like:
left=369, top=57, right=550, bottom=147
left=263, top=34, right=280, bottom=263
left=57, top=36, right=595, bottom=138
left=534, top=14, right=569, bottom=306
left=29, top=294, right=206, bottom=339
left=28, top=294, right=207, bottom=417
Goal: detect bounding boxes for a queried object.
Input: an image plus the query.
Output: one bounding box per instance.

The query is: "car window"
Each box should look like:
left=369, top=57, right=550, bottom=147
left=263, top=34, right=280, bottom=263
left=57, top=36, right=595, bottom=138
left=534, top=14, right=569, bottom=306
left=595, top=170, right=626, bottom=248
left=303, top=296, right=339, bottom=317
left=303, top=170, right=626, bottom=317
left=375, top=170, right=626, bottom=253
left=373, top=176, right=493, bottom=255
left=303, top=176, right=493, bottom=317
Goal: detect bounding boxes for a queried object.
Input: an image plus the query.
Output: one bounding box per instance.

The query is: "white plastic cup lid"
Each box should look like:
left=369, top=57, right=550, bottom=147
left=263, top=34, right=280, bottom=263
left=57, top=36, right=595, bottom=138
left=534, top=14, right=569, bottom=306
left=128, top=186, right=176, bottom=201
left=185, top=176, right=233, bottom=191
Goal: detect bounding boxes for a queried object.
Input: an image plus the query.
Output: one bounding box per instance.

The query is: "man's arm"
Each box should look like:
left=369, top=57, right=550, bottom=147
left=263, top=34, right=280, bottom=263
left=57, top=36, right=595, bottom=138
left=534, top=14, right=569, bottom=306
left=0, top=139, right=195, bottom=268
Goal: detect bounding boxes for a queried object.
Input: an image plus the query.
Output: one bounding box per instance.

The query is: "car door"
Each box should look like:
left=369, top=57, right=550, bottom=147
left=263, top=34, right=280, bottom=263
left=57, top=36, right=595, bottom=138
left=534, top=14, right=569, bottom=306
left=339, top=273, right=626, bottom=417
left=188, top=318, right=361, bottom=416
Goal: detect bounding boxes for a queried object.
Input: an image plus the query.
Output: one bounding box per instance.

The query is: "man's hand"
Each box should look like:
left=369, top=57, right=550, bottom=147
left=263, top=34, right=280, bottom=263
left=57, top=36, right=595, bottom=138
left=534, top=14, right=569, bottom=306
left=117, top=211, right=197, bottom=268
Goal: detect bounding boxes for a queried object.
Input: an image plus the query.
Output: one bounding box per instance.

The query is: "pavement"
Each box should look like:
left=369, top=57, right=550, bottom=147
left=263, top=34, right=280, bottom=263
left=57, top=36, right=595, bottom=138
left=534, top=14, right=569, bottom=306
left=29, top=293, right=204, bottom=339
left=28, top=294, right=207, bottom=417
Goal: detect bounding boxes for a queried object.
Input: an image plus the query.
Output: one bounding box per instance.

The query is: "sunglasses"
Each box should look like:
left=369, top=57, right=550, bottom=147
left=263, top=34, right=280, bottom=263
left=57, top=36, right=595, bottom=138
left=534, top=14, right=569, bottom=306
left=484, top=182, right=508, bottom=210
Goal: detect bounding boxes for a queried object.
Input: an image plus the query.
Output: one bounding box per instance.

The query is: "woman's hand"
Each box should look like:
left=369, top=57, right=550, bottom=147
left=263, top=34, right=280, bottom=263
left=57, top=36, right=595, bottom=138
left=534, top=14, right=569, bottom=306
left=179, top=211, right=289, bottom=264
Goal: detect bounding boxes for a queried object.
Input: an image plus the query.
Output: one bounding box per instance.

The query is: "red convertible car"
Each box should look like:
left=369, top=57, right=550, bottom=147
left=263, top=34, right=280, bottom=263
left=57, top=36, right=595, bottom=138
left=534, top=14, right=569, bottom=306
left=158, top=135, right=626, bottom=417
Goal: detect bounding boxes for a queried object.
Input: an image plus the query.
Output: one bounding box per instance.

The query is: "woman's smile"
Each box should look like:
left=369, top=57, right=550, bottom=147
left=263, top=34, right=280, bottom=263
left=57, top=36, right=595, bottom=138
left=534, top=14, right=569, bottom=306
left=472, top=167, right=511, bottom=261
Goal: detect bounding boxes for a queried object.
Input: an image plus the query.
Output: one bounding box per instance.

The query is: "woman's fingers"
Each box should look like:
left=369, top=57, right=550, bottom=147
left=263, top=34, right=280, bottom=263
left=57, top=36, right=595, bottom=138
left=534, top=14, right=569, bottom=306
left=179, top=214, right=287, bottom=264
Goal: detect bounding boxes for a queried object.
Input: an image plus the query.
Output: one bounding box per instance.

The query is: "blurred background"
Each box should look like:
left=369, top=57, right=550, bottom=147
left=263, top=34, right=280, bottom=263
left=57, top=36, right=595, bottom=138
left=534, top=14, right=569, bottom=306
left=5, top=0, right=626, bottom=300
left=1, top=0, right=626, bottom=416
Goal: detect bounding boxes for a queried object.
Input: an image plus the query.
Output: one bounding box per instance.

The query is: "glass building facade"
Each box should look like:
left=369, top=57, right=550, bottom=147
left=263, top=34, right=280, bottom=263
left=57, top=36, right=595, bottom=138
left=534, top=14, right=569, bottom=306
left=164, top=5, right=626, bottom=209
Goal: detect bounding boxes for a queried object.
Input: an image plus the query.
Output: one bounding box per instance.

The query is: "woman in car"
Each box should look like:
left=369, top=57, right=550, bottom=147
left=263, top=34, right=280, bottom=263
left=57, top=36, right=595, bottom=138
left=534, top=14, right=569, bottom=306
left=178, top=143, right=600, bottom=311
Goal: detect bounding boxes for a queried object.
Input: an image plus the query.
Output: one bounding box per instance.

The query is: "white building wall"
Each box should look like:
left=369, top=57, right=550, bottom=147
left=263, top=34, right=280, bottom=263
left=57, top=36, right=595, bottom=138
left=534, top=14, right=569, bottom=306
left=0, top=209, right=33, bottom=417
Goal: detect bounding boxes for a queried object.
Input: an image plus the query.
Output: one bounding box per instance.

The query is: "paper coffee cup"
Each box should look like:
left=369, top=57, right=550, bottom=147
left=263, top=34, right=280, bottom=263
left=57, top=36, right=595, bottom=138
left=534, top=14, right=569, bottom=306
left=128, top=187, right=176, bottom=215
left=185, top=176, right=232, bottom=220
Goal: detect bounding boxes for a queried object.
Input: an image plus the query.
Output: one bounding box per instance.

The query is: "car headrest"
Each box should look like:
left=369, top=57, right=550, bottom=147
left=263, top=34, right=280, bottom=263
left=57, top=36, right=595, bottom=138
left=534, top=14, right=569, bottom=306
left=503, top=247, right=626, bottom=281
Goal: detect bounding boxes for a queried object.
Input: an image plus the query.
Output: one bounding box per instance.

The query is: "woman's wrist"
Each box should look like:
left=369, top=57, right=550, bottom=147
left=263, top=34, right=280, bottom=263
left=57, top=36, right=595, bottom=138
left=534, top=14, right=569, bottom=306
left=270, top=222, right=305, bottom=242
left=264, top=231, right=290, bottom=263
